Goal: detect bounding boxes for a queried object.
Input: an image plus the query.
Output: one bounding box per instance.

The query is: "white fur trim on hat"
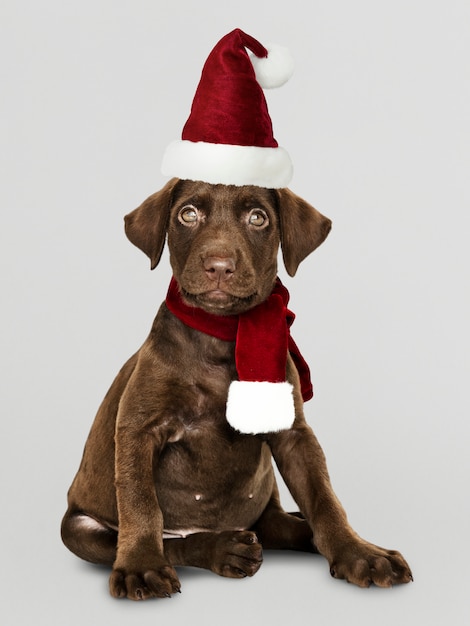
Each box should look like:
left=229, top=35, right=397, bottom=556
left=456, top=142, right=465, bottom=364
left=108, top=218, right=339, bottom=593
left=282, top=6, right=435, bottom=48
left=226, top=380, right=295, bottom=434
left=161, top=140, right=293, bottom=188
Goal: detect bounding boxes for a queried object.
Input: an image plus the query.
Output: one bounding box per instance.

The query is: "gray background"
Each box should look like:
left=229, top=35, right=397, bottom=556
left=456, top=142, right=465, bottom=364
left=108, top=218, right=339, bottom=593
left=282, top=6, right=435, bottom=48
left=1, top=0, right=469, bottom=624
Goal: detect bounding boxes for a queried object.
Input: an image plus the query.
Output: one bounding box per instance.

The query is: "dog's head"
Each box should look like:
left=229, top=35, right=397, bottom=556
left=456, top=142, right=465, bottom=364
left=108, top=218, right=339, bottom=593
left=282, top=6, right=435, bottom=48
left=125, top=179, right=331, bottom=315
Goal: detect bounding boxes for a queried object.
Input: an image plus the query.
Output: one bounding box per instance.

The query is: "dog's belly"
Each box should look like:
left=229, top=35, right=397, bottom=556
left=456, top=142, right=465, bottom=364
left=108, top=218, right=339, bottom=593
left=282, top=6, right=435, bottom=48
left=154, top=434, right=274, bottom=533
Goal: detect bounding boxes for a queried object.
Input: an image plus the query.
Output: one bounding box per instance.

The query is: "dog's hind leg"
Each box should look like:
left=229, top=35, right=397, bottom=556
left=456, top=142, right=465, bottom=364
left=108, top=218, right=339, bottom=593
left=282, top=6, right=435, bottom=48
left=163, top=530, right=263, bottom=578
left=61, top=510, right=117, bottom=566
left=62, top=512, right=263, bottom=579
left=250, top=487, right=318, bottom=553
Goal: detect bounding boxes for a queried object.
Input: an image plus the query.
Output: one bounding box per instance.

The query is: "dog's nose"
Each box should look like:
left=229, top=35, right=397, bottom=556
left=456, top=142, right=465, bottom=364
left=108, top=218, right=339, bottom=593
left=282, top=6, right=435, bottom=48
left=203, top=256, right=236, bottom=282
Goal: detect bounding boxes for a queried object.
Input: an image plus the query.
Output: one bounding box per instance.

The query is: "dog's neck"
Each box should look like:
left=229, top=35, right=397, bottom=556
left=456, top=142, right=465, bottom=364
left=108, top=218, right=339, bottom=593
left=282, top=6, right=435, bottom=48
left=165, top=277, right=312, bottom=434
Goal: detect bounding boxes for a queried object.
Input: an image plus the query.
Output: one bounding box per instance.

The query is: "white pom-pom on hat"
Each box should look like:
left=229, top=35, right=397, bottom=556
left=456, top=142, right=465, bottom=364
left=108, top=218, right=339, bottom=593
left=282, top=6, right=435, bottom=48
left=250, top=43, right=295, bottom=89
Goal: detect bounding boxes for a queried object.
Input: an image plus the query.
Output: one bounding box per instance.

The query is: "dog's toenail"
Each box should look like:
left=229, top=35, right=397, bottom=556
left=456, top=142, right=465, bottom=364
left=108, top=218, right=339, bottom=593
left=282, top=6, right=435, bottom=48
left=195, top=494, right=202, bottom=501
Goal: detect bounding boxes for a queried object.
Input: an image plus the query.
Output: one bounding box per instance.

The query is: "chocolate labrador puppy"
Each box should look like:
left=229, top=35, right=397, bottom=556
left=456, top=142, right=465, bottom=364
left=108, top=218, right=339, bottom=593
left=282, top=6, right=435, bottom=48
left=61, top=178, right=412, bottom=600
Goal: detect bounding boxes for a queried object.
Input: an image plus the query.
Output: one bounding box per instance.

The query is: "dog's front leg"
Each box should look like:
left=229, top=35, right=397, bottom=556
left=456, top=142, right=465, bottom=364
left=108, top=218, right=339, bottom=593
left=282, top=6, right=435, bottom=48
left=110, top=413, right=181, bottom=600
left=266, top=379, right=412, bottom=588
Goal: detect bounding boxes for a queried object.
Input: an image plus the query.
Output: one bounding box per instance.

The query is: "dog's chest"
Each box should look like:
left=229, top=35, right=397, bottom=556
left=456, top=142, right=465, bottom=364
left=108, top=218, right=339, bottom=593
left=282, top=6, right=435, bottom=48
left=153, top=313, right=238, bottom=418
left=147, top=308, right=276, bottom=529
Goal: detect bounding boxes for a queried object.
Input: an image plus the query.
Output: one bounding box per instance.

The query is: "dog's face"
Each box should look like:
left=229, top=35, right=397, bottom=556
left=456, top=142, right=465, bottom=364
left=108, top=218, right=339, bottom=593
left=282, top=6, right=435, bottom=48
left=167, top=181, right=281, bottom=314
left=125, top=179, right=332, bottom=315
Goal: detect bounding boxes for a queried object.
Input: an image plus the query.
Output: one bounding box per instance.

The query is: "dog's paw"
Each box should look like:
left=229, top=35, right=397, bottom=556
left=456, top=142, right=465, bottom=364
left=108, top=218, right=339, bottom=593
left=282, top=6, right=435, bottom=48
left=328, top=540, right=413, bottom=588
left=210, top=530, right=263, bottom=578
left=109, top=564, right=181, bottom=600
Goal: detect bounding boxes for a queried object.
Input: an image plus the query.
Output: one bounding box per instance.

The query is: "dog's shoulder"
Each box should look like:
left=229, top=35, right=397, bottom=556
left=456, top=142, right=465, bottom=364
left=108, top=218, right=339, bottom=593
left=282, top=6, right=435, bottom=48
left=148, top=302, right=236, bottom=368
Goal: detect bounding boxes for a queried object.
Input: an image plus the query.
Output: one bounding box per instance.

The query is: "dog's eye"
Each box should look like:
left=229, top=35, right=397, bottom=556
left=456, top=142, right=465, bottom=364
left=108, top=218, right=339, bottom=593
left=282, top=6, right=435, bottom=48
left=248, top=210, right=268, bottom=228
left=179, top=205, right=199, bottom=224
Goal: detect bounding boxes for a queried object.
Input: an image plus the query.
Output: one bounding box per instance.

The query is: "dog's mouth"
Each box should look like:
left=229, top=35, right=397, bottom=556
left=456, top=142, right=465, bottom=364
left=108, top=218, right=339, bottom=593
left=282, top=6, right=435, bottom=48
left=182, top=288, right=257, bottom=315
left=202, top=289, right=233, bottom=303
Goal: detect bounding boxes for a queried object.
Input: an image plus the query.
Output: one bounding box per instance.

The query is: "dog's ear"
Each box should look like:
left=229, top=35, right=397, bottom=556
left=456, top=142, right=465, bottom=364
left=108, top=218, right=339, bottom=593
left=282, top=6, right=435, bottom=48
left=124, top=178, right=180, bottom=270
left=276, top=188, right=332, bottom=277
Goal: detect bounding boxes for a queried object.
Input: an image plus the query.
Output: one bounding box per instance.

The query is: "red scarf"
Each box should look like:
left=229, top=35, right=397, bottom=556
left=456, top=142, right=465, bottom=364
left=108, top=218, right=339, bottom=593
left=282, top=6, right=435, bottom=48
left=165, top=277, right=313, bottom=402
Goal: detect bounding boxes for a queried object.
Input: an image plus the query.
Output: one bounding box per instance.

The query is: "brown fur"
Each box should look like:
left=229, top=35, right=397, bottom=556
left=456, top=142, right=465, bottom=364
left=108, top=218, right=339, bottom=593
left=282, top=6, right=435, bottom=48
left=61, top=179, right=412, bottom=600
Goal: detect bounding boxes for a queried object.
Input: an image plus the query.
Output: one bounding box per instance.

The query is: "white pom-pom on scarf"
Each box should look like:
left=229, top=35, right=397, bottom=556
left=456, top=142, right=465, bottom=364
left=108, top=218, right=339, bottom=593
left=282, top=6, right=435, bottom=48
left=226, top=380, right=295, bottom=434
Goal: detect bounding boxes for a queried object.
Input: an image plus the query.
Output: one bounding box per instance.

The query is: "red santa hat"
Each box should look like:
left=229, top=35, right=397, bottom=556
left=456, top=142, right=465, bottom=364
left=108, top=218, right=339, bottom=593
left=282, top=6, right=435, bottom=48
left=161, top=28, right=294, bottom=188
